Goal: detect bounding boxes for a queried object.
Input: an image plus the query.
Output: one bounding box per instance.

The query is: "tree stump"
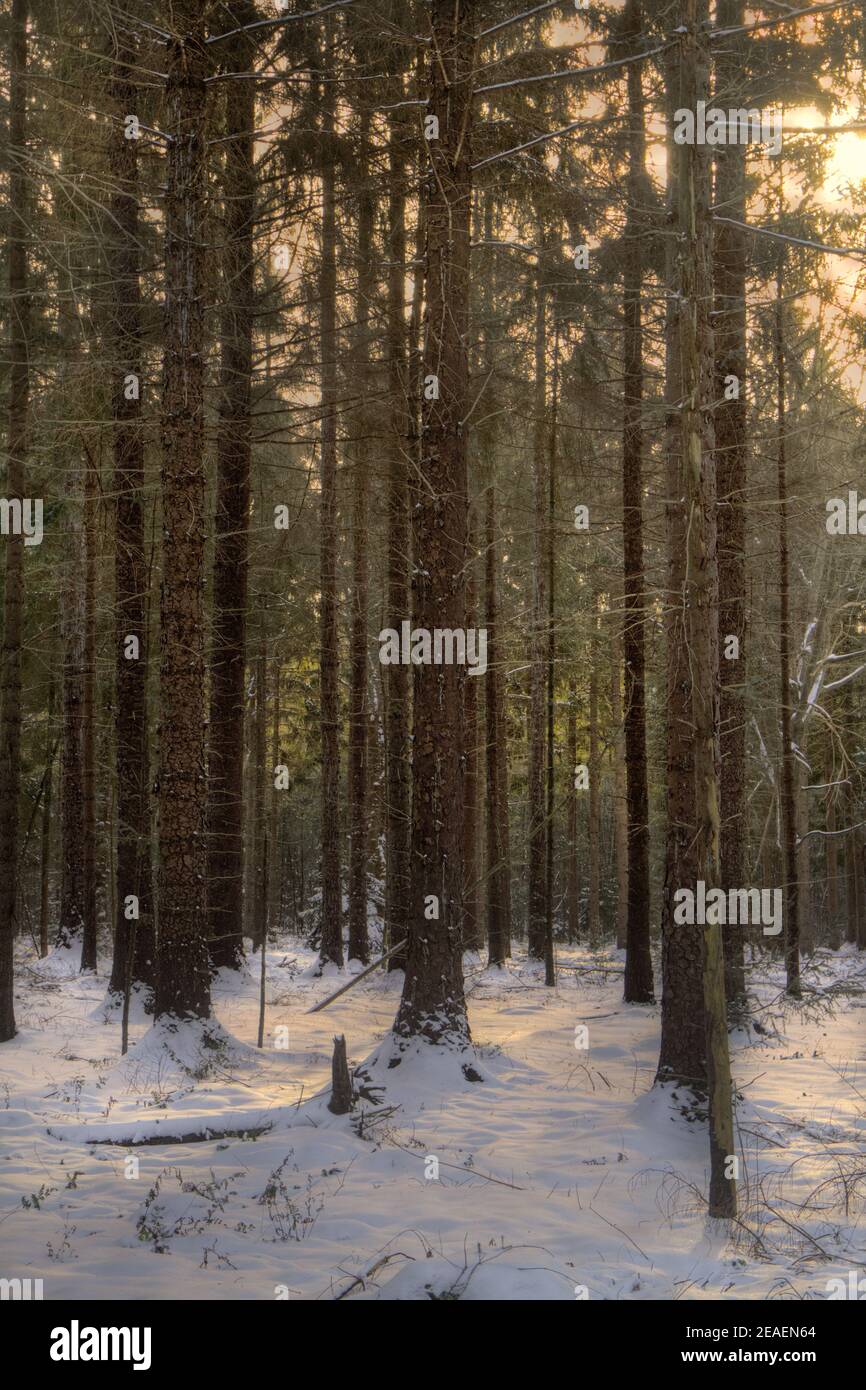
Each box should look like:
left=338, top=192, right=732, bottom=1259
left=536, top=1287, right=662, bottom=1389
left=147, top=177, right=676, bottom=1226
left=328, top=1034, right=354, bottom=1114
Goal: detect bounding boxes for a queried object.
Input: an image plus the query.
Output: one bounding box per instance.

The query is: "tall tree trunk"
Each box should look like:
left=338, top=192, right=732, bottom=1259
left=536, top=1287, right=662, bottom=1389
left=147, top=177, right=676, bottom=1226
left=544, top=329, right=557, bottom=986
left=678, top=0, right=736, bottom=1218
left=347, top=123, right=374, bottom=966
left=269, top=664, right=282, bottom=935
left=527, top=261, right=547, bottom=961
left=657, top=39, right=706, bottom=1087
left=463, top=530, right=482, bottom=951
left=845, top=694, right=859, bottom=944
left=848, top=826, right=861, bottom=945
left=588, top=594, right=601, bottom=950
left=0, top=0, right=29, bottom=1038
left=797, top=752, right=813, bottom=955
left=610, top=635, right=629, bottom=951
left=775, top=263, right=800, bottom=997
left=317, top=26, right=343, bottom=970
left=485, top=476, right=510, bottom=964
left=40, top=677, right=56, bottom=958
left=480, top=191, right=510, bottom=967
left=714, top=0, right=748, bottom=1009
left=826, top=783, right=841, bottom=951
left=59, top=454, right=87, bottom=956
left=108, top=33, right=154, bottom=998
left=394, top=0, right=475, bottom=1045
left=80, top=453, right=98, bottom=972
left=155, top=1, right=211, bottom=1020
left=207, top=2, right=256, bottom=972
left=621, top=0, right=653, bottom=1001
left=566, top=678, right=580, bottom=944
left=251, top=648, right=268, bottom=951
left=384, top=105, right=411, bottom=971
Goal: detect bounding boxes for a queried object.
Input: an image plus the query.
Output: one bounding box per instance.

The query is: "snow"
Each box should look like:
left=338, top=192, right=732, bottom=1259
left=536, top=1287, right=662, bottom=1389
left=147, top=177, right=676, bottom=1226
left=1, top=936, right=864, bottom=1300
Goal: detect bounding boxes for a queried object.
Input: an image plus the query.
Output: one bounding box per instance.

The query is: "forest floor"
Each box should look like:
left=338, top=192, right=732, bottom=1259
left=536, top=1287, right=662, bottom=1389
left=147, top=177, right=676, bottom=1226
left=1, top=932, right=865, bottom=1300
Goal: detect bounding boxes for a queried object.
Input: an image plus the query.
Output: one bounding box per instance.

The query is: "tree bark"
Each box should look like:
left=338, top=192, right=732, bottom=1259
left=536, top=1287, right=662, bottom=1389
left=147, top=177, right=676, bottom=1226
left=527, top=262, right=547, bottom=961
left=347, top=119, right=374, bottom=966
left=317, top=25, right=343, bottom=970
left=108, top=33, right=154, bottom=998
left=678, top=0, right=737, bottom=1218
left=39, top=677, right=56, bottom=959
left=384, top=106, right=412, bottom=972
left=463, top=529, right=482, bottom=951
left=826, top=785, right=841, bottom=950
left=566, top=678, right=580, bottom=944
left=207, top=2, right=257, bottom=973
left=394, top=0, right=475, bottom=1045
left=0, top=0, right=29, bottom=1039
left=610, top=634, right=629, bottom=952
left=775, top=263, right=800, bottom=997
left=485, top=477, right=510, bottom=964
left=80, top=452, right=98, bottom=973
left=713, top=0, right=748, bottom=1008
left=544, top=329, right=558, bottom=985
left=621, top=0, right=653, bottom=1002
left=59, top=452, right=87, bottom=957
left=657, top=39, right=706, bottom=1088
left=155, top=1, right=212, bottom=1020
left=251, top=648, right=268, bottom=952
left=588, top=593, right=601, bottom=950
left=269, top=664, right=282, bottom=935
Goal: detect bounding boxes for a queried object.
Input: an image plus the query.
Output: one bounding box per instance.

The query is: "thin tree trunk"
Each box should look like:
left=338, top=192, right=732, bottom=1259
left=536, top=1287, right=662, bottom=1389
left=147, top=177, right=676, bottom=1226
left=797, top=754, right=813, bottom=955
left=207, top=2, right=256, bottom=973
left=0, top=0, right=30, bottom=1039
left=384, top=104, right=411, bottom=971
left=845, top=716, right=858, bottom=943
left=776, top=263, right=800, bottom=997
left=848, top=829, right=860, bottom=945
left=39, top=677, right=56, bottom=958
left=59, top=453, right=87, bottom=956
left=485, top=477, right=510, bottom=964
left=610, top=635, right=629, bottom=951
left=251, top=648, right=268, bottom=951
left=108, top=32, right=154, bottom=998
left=463, top=529, right=482, bottom=951
left=527, top=260, right=547, bottom=961
left=317, top=25, right=343, bottom=970
left=347, top=121, right=373, bottom=966
left=394, top=0, right=475, bottom=1045
left=269, top=664, right=281, bottom=935
left=657, top=39, right=706, bottom=1087
left=566, top=678, right=580, bottom=943
left=588, top=594, right=601, bottom=950
left=826, top=786, right=841, bottom=950
left=80, top=453, right=98, bottom=972
left=155, top=2, right=211, bottom=1020
left=621, top=0, right=653, bottom=1001
left=678, top=0, right=736, bottom=1218
left=481, top=190, right=510, bottom=967
left=714, top=0, right=748, bottom=1008
left=544, top=328, right=558, bottom=986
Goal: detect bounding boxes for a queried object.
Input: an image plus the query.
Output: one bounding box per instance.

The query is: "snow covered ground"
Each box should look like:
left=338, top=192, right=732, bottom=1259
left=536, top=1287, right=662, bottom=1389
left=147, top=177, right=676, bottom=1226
left=1, top=936, right=864, bottom=1300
